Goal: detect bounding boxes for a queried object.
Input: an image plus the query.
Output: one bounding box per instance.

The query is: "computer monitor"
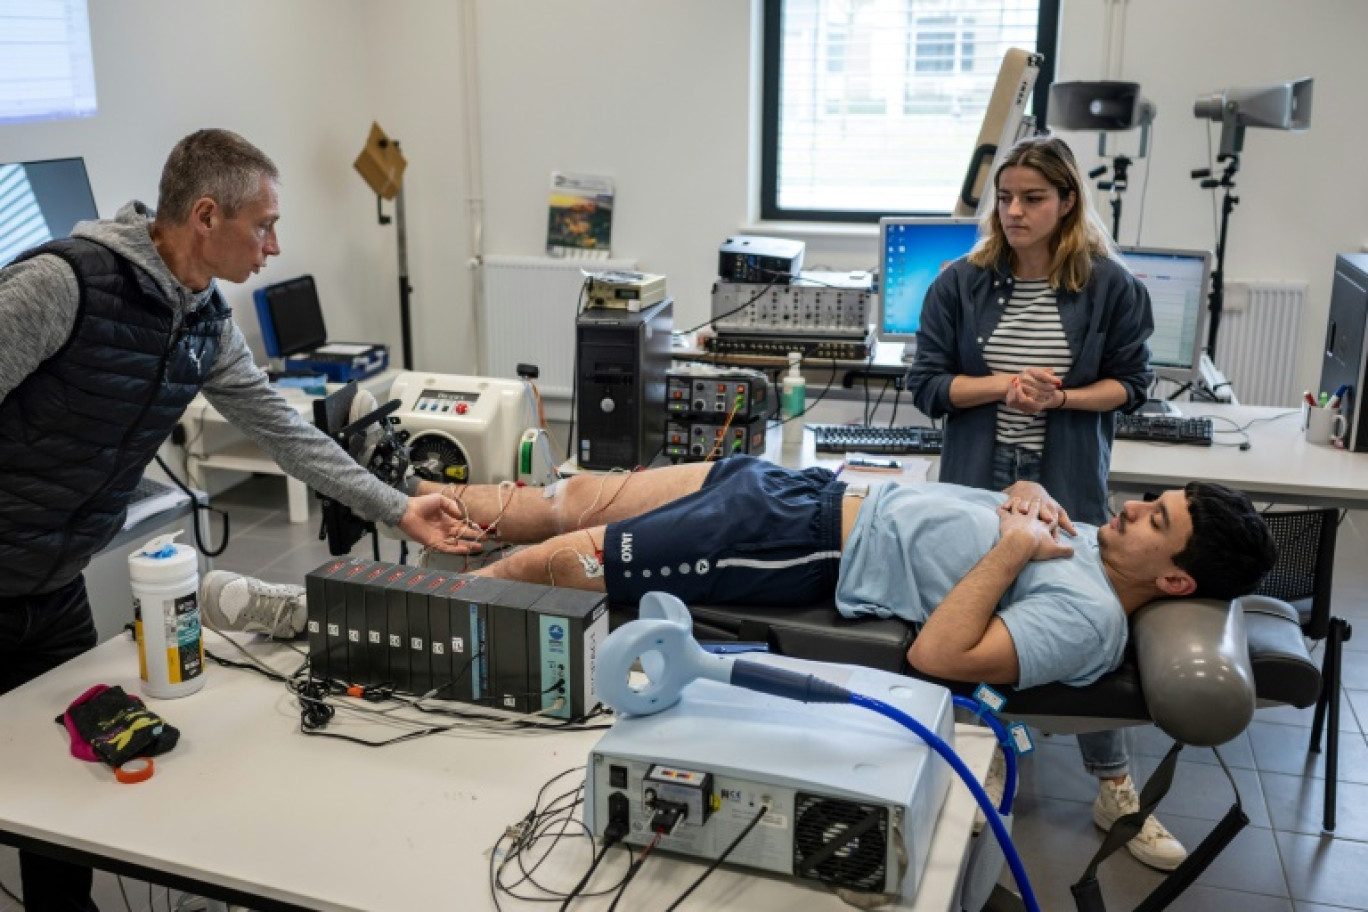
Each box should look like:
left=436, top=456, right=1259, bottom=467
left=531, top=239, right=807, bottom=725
left=1117, top=246, right=1211, bottom=416
left=254, top=275, right=329, bottom=358
left=878, top=217, right=981, bottom=361
left=0, top=157, right=99, bottom=266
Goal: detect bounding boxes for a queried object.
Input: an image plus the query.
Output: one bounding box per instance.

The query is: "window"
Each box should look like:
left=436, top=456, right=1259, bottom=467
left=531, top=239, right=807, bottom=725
left=0, top=0, right=97, bottom=125
left=761, top=0, right=1058, bottom=222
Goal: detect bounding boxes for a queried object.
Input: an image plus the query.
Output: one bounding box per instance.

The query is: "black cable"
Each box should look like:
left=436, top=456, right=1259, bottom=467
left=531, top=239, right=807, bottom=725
left=153, top=453, right=230, bottom=557
left=866, top=378, right=892, bottom=426
left=557, top=839, right=618, bottom=911
left=663, top=804, right=770, bottom=912
left=291, top=658, right=610, bottom=736
left=678, top=277, right=779, bottom=337
left=0, top=875, right=21, bottom=907
left=1134, top=119, right=1156, bottom=245
left=770, top=353, right=841, bottom=433
left=501, top=781, right=588, bottom=897
left=888, top=385, right=902, bottom=428
left=861, top=349, right=877, bottom=425
left=490, top=766, right=637, bottom=907
left=606, top=834, right=659, bottom=912
left=566, top=277, right=590, bottom=462
left=209, top=633, right=613, bottom=748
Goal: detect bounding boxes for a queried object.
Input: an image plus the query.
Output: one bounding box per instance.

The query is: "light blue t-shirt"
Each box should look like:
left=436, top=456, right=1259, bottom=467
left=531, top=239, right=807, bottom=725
left=836, top=482, right=1127, bottom=689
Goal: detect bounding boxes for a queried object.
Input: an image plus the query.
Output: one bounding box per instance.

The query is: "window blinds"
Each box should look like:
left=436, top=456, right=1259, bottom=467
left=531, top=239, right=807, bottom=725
left=772, top=0, right=1045, bottom=216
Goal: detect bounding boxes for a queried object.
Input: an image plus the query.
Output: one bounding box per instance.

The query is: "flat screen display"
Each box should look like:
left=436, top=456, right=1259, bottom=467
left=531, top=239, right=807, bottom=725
left=0, top=157, right=99, bottom=265
left=878, top=217, right=981, bottom=340
left=262, top=276, right=328, bottom=357
left=1118, top=247, right=1211, bottom=383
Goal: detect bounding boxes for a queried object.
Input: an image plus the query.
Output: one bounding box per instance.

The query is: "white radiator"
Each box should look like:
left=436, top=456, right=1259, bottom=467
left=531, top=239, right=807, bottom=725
left=478, top=254, right=637, bottom=399
left=1216, top=280, right=1307, bottom=407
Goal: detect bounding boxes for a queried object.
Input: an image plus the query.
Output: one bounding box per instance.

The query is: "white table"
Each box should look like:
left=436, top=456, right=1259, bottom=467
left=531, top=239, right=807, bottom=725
left=1110, top=402, right=1368, bottom=510
left=181, top=370, right=400, bottom=523
left=787, top=402, right=1368, bottom=510
left=0, top=632, right=995, bottom=912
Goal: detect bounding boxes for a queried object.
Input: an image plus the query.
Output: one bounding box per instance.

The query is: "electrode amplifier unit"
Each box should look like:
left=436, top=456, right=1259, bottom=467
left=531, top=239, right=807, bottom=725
left=305, top=559, right=606, bottom=720
left=661, top=365, right=770, bottom=463
left=710, top=270, right=874, bottom=337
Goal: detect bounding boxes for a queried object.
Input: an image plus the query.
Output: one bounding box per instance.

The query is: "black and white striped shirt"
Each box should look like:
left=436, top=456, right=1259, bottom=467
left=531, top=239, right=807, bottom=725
left=982, top=278, right=1072, bottom=451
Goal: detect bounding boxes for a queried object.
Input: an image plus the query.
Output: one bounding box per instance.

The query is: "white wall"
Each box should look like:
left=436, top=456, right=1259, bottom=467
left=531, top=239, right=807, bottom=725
left=1, top=0, right=395, bottom=362
left=8, top=0, right=1364, bottom=401
left=363, top=0, right=756, bottom=378
left=433, top=0, right=1366, bottom=399
left=1053, top=0, right=1368, bottom=398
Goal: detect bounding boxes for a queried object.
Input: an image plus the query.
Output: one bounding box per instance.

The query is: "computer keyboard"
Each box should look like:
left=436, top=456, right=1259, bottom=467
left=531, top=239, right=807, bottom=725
left=131, top=475, right=177, bottom=503
left=124, top=475, right=192, bottom=531
left=812, top=424, right=943, bottom=454
left=1115, top=414, right=1214, bottom=446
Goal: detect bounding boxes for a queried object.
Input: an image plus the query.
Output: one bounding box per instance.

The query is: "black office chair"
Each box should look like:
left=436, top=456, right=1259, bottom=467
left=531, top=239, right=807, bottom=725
left=1256, top=508, right=1352, bottom=831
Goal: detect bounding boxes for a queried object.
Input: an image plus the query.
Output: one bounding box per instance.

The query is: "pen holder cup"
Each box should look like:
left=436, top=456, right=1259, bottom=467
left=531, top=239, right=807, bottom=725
left=1305, top=407, right=1346, bottom=446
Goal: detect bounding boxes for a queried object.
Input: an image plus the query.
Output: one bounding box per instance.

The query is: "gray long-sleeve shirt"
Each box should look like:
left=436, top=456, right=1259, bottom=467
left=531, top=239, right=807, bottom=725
left=0, top=201, right=407, bottom=526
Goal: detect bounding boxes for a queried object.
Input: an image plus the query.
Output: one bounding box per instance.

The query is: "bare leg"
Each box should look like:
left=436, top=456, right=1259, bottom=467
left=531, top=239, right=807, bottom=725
left=475, top=525, right=607, bottom=592
left=416, top=462, right=711, bottom=543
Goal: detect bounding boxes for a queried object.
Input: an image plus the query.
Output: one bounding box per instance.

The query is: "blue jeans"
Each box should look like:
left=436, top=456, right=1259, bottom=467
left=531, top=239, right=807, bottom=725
left=990, top=444, right=1129, bottom=780
left=1, top=575, right=101, bottom=911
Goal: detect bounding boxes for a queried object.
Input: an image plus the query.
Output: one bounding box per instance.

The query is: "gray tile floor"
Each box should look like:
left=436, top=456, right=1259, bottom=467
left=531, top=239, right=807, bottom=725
left=3, top=476, right=1367, bottom=911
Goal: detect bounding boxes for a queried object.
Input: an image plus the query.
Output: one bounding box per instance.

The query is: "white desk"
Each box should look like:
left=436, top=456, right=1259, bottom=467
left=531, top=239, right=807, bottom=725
left=1110, top=403, right=1368, bottom=510
left=787, top=402, right=1368, bottom=510
left=0, top=632, right=995, bottom=912
left=181, top=370, right=400, bottom=523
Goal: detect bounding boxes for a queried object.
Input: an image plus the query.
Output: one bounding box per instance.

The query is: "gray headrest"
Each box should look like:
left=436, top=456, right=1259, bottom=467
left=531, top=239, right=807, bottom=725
left=1132, top=598, right=1255, bottom=746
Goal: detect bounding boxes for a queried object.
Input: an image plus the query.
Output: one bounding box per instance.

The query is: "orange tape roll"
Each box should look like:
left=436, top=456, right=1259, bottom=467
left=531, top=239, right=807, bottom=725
left=115, top=757, right=154, bottom=784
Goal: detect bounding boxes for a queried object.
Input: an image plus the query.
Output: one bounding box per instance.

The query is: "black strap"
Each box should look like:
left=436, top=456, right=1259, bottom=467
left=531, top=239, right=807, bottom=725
left=1068, top=742, right=1249, bottom=912
left=1132, top=805, right=1248, bottom=912
left=979, top=741, right=1249, bottom=912
left=1071, top=742, right=1183, bottom=912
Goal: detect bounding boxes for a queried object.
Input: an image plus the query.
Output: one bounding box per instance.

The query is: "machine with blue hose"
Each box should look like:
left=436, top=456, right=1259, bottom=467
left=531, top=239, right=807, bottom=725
left=587, top=592, right=1034, bottom=909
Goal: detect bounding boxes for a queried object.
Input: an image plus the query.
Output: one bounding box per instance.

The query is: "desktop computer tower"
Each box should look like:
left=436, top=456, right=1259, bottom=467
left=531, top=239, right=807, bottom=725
left=1319, top=254, right=1368, bottom=452
left=575, top=298, right=672, bottom=469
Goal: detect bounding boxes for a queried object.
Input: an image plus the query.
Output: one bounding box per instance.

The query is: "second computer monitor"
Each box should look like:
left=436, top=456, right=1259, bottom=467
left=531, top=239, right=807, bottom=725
left=1117, top=247, right=1211, bottom=387
left=0, top=157, right=99, bottom=266
left=878, top=217, right=981, bottom=359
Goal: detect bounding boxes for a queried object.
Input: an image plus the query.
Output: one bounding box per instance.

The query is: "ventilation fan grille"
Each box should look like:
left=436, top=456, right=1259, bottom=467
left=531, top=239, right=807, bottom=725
left=408, top=433, right=470, bottom=483
left=792, top=793, right=889, bottom=892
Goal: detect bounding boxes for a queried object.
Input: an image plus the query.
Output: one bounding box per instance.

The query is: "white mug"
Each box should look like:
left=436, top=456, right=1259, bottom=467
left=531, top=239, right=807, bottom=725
left=1305, top=407, right=1346, bottom=446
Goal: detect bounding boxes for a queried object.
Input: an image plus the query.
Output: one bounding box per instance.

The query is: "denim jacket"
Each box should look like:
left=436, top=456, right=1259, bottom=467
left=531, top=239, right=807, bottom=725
left=904, top=253, right=1154, bottom=525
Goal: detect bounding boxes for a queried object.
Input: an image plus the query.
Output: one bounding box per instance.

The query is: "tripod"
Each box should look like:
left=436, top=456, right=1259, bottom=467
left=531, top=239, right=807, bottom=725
left=1092, top=154, right=1133, bottom=242
left=373, top=137, right=414, bottom=371
left=1190, top=152, right=1240, bottom=362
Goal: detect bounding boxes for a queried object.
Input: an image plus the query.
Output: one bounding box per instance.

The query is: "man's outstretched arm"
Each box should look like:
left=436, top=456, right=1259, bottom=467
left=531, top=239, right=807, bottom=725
left=907, top=500, right=1072, bottom=684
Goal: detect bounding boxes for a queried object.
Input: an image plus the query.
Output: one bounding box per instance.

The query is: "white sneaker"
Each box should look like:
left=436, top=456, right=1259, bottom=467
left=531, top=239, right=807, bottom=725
left=1092, top=775, right=1187, bottom=872
left=200, top=571, right=307, bottom=639
left=973, top=748, right=1007, bottom=835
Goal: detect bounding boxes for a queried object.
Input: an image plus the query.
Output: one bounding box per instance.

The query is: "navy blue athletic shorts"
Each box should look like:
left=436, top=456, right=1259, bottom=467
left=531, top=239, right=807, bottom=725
left=602, top=456, right=847, bottom=606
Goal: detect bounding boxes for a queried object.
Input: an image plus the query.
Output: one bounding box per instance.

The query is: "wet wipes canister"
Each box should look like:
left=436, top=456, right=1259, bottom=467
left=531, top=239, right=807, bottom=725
left=129, top=531, right=205, bottom=698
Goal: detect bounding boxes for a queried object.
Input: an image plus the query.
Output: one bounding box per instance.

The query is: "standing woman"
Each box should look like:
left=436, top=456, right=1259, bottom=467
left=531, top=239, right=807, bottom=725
left=906, top=135, right=1183, bottom=871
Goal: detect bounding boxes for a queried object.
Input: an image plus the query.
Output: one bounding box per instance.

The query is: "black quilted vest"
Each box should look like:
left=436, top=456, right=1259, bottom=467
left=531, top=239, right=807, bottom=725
left=0, top=239, right=229, bottom=597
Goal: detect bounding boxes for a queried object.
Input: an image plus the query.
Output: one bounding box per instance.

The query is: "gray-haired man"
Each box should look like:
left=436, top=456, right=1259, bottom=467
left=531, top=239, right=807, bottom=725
left=0, top=129, right=465, bottom=909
